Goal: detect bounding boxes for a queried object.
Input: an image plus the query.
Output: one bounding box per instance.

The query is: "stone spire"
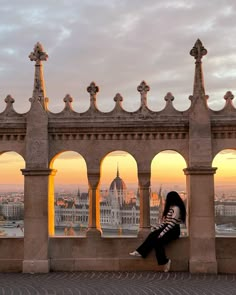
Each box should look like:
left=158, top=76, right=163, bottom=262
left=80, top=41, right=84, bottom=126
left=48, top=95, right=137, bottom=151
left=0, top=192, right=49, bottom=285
left=29, top=42, right=48, bottom=109
left=117, top=163, right=119, bottom=178
left=190, top=39, right=207, bottom=97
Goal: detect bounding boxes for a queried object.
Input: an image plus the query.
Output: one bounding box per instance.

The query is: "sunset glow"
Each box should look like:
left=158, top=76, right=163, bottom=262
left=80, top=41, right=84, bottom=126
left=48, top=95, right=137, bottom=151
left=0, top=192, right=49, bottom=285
left=1, top=149, right=235, bottom=196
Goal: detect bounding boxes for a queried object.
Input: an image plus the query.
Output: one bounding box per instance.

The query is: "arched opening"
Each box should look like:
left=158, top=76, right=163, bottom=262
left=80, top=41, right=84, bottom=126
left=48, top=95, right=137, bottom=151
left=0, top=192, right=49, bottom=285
left=50, top=151, right=88, bottom=236
left=100, top=151, right=138, bottom=237
left=213, top=149, right=236, bottom=236
left=151, top=150, right=187, bottom=236
left=0, top=151, right=24, bottom=237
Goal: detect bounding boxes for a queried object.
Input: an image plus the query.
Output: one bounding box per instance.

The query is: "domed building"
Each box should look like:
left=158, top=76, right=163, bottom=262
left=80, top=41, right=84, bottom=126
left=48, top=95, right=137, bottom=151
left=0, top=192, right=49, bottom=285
left=109, top=167, right=127, bottom=207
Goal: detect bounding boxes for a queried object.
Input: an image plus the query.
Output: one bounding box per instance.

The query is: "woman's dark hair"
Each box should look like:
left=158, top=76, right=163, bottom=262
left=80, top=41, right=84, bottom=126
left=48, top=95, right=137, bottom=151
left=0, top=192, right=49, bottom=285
left=162, top=191, right=186, bottom=222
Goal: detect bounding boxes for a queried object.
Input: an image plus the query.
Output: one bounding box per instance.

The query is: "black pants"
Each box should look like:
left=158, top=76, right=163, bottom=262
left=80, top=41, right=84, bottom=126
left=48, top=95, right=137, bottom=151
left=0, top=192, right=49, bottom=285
left=136, top=224, right=180, bottom=265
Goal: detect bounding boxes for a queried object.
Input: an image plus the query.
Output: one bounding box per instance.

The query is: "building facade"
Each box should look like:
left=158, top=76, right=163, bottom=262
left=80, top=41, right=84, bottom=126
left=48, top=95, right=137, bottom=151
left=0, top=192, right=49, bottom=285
left=55, top=169, right=160, bottom=235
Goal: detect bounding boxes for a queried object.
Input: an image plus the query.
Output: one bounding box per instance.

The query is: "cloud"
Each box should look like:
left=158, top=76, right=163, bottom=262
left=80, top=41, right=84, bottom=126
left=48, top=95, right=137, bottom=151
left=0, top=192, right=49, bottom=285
left=0, top=0, right=236, bottom=114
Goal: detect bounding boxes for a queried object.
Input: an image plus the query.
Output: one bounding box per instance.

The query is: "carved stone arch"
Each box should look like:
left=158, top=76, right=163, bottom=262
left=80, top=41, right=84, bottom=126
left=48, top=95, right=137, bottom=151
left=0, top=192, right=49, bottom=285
left=212, top=147, right=236, bottom=166
left=49, top=149, right=87, bottom=169
left=100, top=149, right=138, bottom=166
left=153, top=148, right=188, bottom=167
left=0, top=149, right=25, bottom=161
left=212, top=144, right=236, bottom=162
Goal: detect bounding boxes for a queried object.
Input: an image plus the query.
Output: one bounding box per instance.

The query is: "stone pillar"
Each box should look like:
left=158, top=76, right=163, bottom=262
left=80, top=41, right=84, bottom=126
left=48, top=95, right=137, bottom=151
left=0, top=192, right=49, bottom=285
left=87, top=171, right=102, bottom=237
left=187, top=40, right=217, bottom=273
left=184, top=166, right=217, bottom=273
left=22, top=42, right=50, bottom=273
left=21, top=168, right=53, bottom=273
left=48, top=169, right=57, bottom=236
left=138, top=171, right=151, bottom=237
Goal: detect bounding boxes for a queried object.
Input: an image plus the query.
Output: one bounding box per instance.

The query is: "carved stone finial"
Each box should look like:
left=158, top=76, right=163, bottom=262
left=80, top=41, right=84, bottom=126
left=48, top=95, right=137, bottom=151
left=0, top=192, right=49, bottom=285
left=63, top=94, right=73, bottom=104
left=87, top=82, right=99, bottom=109
left=164, top=92, right=174, bottom=102
left=137, top=80, right=150, bottom=107
left=190, top=39, right=207, bottom=62
left=63, top=94, right=73, bottom=111
left=29, top=42, right=48, bottom=109
left=4, top=94, right=15, bottom=105
left=137, top=81, right=150, bottom=94
left=114, top=93, right=123, bottom=103
left=190, top=39, right=207, bottom=98
left=224, top=91, right=234, bottom=100
left=87, top=81, right=99, bottom=96
left=29, top=42, right=48, bottom=65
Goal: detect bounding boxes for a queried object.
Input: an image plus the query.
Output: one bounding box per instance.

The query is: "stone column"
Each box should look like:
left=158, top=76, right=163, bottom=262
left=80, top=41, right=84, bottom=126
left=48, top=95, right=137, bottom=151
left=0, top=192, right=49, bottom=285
left=48, top=169, right=57, bottom=236
left=87, top=171, right=102, bottom=237
left=138, top=171, right=151, bottom=237
left=22, top=42, right=50, bottom=273
left=21, top=168, right=54, bottom=273
left=184, top=166, right=217, bottom=273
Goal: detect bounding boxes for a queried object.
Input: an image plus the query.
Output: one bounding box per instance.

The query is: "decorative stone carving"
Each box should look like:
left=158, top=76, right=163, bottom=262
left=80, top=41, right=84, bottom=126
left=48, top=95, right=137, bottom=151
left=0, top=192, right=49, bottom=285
left=87, top=82, right=99, bottom=97
left=137, top=80, right=150, bottom=94
left=190, top=39, right=208, bottom=97
left=29, top=42, right=48, bottom=108
left=114, top=93, right=123, bottom=103
left=137, top=80, right=150, bottom=107
left=29, top=42, right=48, bottom=65
left=190, top=39, right=207, bottom=62
left=87, top=82, right=99, bottom=109
left=224, top=91, right=234, bottom=100
left=63, top=94, right=73, bottom=111
left=164, top=92, right=174, bottom=102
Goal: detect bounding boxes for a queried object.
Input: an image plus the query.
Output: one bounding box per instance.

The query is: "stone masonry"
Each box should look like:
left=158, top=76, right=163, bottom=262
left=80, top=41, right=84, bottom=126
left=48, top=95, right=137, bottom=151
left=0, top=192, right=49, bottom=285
left=0, top=40, right=236, bottom=274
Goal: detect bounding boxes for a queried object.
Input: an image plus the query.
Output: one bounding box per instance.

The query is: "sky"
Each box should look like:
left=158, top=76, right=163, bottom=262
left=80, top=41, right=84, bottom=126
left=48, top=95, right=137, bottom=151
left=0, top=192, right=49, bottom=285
left=0, top=0, right=236, bottom=194
left=0, top=150, right=236, bottom=197
left=1, top=0, right=236, bottom=113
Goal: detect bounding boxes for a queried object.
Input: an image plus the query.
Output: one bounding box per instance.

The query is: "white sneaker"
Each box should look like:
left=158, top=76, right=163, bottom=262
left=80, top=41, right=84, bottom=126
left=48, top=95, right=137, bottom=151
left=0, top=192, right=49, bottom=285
left=129, top=250, right=141, bottom=257
left=163, top=259, right=171, bottom=272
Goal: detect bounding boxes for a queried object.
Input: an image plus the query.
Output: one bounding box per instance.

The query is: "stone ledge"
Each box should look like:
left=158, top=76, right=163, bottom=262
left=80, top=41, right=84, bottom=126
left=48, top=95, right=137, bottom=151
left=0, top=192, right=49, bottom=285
left=23, top=259, right=50, bottom=273
left=50, top=257, right=188, bottom=272
left=0, top=259, right=22, bottom=272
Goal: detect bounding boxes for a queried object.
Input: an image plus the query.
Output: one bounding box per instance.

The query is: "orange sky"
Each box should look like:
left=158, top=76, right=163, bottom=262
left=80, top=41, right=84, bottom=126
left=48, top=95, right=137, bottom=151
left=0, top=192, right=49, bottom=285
left=0, top=150, right=235, bottom=194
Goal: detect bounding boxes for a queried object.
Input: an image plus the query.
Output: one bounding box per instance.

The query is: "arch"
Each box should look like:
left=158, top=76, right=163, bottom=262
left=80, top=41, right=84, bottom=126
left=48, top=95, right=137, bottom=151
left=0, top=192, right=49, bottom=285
left=0, top=151, right=25, bottom=237
left=150, top=150, right=187, bottom=235
left=100, top=150, right=138, bottom=236
left=212, top=149, right=236, bottom=236
left=49, top=151, right=88, bottom=236
left=151, top=150, right=187, bottom=193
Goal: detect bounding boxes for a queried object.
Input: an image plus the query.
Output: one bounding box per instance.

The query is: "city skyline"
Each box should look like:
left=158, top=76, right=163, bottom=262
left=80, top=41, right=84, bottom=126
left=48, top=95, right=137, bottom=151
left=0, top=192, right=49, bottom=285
left=0, top=149, right=235, bottom=196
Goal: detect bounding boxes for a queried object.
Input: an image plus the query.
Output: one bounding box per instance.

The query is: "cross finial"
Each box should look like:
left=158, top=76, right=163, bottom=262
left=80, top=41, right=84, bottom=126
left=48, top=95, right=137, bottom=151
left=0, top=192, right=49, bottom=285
left=190, top=39, right=207, bottom=62
left=190, top=39, right=207, bottom=97
left=137, top=81, right=150, bottom=107
left=29, top=42, right=48, bottom=65
left=29, top=42, right=48, bottom=109
left=87, top=81, right=99, bottom=96
left=137, top=81, right=150, bottom=94
left=87, top=81, right=99, bottom=109
left=224, top=91, right=234, bottom=101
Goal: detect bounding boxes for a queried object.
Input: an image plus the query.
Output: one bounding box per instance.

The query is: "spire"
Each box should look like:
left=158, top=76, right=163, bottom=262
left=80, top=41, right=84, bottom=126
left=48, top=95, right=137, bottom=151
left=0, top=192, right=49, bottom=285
left=29, top=42, right=48, bottom=109
left=190, top=39, right=207, bottom=97
left=117, top=163, right=119, bottom=178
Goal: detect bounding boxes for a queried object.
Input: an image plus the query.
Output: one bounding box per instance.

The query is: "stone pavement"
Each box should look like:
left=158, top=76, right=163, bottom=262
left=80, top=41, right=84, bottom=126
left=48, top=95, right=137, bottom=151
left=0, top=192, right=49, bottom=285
left=0, top=272, right=236, bottom=295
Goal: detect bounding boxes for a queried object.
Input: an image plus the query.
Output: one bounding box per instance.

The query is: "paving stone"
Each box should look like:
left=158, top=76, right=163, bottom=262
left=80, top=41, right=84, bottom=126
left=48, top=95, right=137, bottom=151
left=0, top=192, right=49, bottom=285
left=0, top=272, right=235, bottom=295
